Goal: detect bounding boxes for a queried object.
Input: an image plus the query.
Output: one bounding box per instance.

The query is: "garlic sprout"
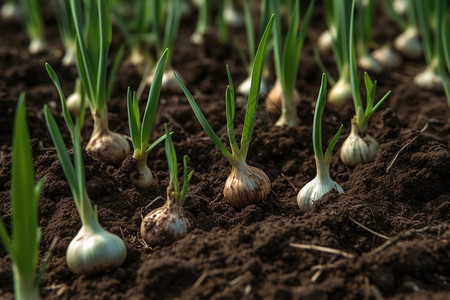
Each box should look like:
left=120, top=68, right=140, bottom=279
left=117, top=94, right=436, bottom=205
left=127, top=49, right=171, bottom=189
left=266, top=0, right=314, bottom=126
left=341, top=0, right=391, bottom=166
left=297, top=74, right=344, bottom=211
left=70, top=0, right=129, bottom=164
left=141, top=124, right=194, bottom=247
left=0, top=94, right=52, bottom=300
left=176, top=16, right=274, bottom=208
left=53, top=0, right=77, bottom=66
left=190, top=0, right=211, bottom=45
left=44, top=93, right=126, bottom=274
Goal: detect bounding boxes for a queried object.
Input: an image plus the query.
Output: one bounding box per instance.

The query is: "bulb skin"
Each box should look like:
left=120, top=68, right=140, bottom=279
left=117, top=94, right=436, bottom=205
left=131, top=159, right=154, bottom=189
left=87, top=129, right=130, bottom=165
left=66, top=223, right=127, bottom=274
left=237, top=76, right=268, bottom=97
left=340, top=119, right=379, bottom=166
left=140, top=200, right=193, bottom=247
left=394, top=27, right=422, bottom=59
left=371, top=45, right=402, bottom=69
left=328, top=78, right=352, bottom=108
left=358, top=55, right=383, bottom=74
left=265, top=80, right=301, bottom=116
left=66, top=91, right=89, bottom=118
left=297, top=176, right=344, bottom=211
left=223, top=164, right=271, bottom=208
left=413, top=67, right=444, bottom=90
left=317, top=29, right=333, bottom=54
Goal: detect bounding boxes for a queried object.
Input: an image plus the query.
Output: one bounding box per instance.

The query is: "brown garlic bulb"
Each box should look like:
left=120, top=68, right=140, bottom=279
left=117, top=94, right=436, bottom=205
left=223, top=163, right=271, bottom=208
left=140, top=199, right=193, bottom=247
left=265, top=80, right=301, bottom=116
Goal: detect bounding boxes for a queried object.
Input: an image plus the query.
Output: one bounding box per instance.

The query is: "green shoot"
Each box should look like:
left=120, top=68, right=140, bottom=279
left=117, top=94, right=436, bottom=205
left=441, top=16, right=450, bottom=109
left=164, top=124, right=194, bottom=205
left=349, top=0, right=391, bottom=132
left=0, top=93, right=51, bottom=300
left=53, top=0, right=77, bottom=66
left=191, top=0, right=211, bottom=44
left=127, top=49, right=171, bottom=188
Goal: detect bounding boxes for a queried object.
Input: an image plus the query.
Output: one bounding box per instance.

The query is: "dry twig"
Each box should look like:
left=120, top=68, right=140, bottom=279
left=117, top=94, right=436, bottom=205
left=349, top=217, right=390, bottom=240
left=289, top=243, right=355, bottom=258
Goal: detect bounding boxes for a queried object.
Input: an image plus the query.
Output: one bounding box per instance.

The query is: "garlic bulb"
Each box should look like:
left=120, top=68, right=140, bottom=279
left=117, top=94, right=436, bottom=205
left=394, top=27, right=422, bottom=59
left=87, top=110, right=130, bottom=165
left=414, top=65, right=444, bottom=90
left=223, top=163, right=271, bottom=208
left=66, top=79, right=89, bottom=118
left=140, top=200, right=193, bottom=247
left=237, top=76, right=268, bottom=97
left=297, top=158, right=344, bottom=211
left=317, top=29, right=334, bottom=54
left=28, top=38, right=46, bottom=54
left=358, top=55, right=383, bottom=74
left=371, top=44, right=402, bottom=69
left=328, top=77, right=352, bottom=107
left=131, top=157, right=154, bottom=189
left=340, top=117, right=379, bottom=166
left=67, top=221, right=127, bottom=274
left=265, top=80, right=301, bottom=117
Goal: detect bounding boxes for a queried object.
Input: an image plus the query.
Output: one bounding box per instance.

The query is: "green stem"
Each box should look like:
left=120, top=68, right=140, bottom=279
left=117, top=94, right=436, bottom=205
left=276, top=92, right=297, bottom=126
left=315, top=156, right=331, bottom=181
left=12, top=264, right=39, bottom=300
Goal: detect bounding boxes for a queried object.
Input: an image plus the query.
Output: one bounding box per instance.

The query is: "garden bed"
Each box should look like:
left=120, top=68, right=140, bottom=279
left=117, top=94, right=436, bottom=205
left=0, top=2, right=449, bottom=299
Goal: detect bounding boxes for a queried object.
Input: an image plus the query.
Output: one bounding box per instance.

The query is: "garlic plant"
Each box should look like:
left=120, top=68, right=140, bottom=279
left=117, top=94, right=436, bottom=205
left=266, top=0, right=314, bottom=126
left=441, top=16, right=450, bottom=109
left=140, top=124, right=194, bottom=247
left=53, top=0, right=77, bottom=66
left=298, top=74, right=344, bottom=211
left=70, top=0, right=130, bottom=164
left=176, top=16, right=274, bottom=208
left=0, top=94, right=52, bottom=300
left=127, top=49, right=170, bottom=189
left=341, top=0, right=391, bottom=166
left=414, top=0, right=447, bottom=90
left=44, top=88, right=126, bottom=274
left=18, top=0, right=45, bottom=53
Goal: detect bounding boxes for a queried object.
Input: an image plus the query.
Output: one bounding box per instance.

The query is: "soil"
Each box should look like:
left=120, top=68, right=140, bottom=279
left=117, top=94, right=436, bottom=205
left=1, top=2, right=449, bottom=300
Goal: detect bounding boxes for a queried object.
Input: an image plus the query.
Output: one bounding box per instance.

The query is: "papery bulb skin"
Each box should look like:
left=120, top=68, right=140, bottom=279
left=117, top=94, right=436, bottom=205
left=328, top=78, right=352, bottom=108
left=358, top=55, right=383, bottom=74
left=317, top=29, right=334, bottom=53
left=87, top=129, right=130, bottom=165
left=413, top=66, right=444, bottom=90
left=297, top=175, right=344, bottom=211
left=62, top=46, right=77, bottom=67
left=340, top=118, right=379, bottom=166
left=148, top=69, right=183, bottom=93
left=131, top=157, right=154, bottom=189
left=140, top=200, right=193, bottom=247
left=224, top=5, right=243, bottom=27
left=66, top=222, right=127, bottom=274
left=223, top=163, right=271, bottom=208
left=237, top=76, right=268, bottom=97
left=265, top=80, right=301, bottom=117
left=394, top=27, right=422, bottom=59
left=1, top=2, right=21, bottom=19
left=371, top=45, right=402, bottom=69
left=28, top=38, right=46, bottom=54
left=393, top=0, right=407, bottom=15
left=66, top=91, right=89, bottom=118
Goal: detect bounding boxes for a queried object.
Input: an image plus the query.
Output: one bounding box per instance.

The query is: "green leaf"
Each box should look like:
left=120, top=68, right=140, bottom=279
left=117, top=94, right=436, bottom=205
left=324, top=124, right=343, bottom=163
left=242, top=0, right=255, bottom=63
left=225, top=67, right=238, bottom=154
left=11, top=92, right=39, bottom=283
left=45, top=63, right=75, bottom=133
left=44, top=105, right=79, bottom=200
left=145, top=131, right=173, bottom=155
left=141, top=49, right=168, bottom=151
left=180, top=155, right=193, bottom=205
left=240, top=14, right=274, bottom=159
left=107, top=44, right=124, bottom=102
left=127, top=87, right=140, bottom=152
left=313, top=74, right=327, bottom=160
left=175, top=73, right=233, bottom=159
left=164, top=124, right=179, bottom=196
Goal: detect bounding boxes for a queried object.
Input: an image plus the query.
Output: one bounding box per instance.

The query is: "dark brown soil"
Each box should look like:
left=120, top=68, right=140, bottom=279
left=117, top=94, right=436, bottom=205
left=1, top=2, right=449, bottom=300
